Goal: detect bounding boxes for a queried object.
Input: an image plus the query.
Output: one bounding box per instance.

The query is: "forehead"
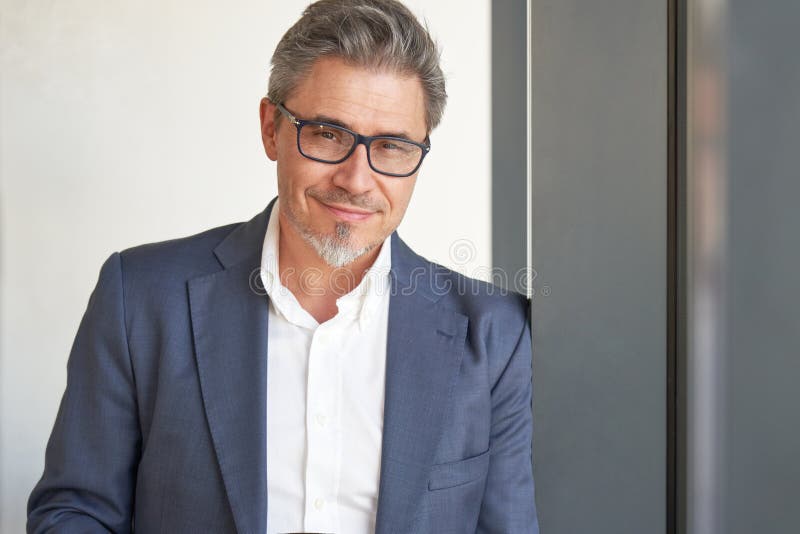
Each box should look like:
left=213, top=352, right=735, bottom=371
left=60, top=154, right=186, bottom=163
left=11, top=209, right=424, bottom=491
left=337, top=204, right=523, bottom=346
left=286, top=56, right=428, bottom=138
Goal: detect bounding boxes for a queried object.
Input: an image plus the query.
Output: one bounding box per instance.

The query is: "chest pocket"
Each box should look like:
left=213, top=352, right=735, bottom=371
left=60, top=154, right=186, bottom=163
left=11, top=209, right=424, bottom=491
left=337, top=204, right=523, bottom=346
left=428, top=448, right=491, bottom=491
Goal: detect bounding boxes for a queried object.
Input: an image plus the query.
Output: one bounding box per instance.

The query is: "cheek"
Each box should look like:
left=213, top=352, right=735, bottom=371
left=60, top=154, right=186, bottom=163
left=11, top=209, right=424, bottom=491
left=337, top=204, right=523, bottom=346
left=278, top=160, right=337, bottom=214
left=386, top=180, right=417, bottom=217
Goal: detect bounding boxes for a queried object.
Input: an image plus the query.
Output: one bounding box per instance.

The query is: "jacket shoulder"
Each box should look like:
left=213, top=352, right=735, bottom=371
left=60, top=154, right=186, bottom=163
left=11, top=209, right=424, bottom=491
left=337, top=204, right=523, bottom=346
left=118, top=221, right=242, bottom=284
left=402, top=243, right=529, bottom=329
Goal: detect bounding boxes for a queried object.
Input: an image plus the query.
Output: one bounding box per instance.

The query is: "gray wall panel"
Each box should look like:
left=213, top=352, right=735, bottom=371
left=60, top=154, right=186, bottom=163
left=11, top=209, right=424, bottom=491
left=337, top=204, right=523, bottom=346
left=726, top=1, right=800, bottom=532
left=530, top=1, right=667, bottom=532
left=492, top=0, right=527, bottom=286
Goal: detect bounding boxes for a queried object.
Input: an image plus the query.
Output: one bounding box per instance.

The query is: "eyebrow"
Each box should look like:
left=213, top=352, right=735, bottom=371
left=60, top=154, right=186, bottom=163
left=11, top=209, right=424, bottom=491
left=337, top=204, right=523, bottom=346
left=312, top=113, right=415, bottom=141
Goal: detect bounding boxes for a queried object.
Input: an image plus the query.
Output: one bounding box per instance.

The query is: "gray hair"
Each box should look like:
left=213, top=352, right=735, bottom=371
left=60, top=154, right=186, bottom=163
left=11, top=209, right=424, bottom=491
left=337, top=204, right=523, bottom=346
left=268, top=0, right=447, bottom=131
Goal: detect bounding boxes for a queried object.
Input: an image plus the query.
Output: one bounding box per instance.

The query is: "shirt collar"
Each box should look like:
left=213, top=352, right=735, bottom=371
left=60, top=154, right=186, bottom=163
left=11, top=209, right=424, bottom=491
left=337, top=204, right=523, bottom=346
left=259, top=198, right=392, bottom=330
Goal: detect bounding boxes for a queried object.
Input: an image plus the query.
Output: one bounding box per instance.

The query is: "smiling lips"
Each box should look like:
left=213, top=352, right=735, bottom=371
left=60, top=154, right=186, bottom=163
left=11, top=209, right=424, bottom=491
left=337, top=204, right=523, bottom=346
left=322, top=202, right=376, bottom=222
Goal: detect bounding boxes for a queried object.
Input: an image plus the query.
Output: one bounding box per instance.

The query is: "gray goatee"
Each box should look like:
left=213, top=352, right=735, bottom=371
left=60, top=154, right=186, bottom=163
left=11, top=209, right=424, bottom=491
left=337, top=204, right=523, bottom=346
left=298, top=220, right=378, bottom=268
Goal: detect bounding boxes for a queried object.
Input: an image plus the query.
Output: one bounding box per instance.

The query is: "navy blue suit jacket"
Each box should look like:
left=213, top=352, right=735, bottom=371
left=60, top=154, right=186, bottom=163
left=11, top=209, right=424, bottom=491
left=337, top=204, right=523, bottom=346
left=28, top=199, right=538, bottom=533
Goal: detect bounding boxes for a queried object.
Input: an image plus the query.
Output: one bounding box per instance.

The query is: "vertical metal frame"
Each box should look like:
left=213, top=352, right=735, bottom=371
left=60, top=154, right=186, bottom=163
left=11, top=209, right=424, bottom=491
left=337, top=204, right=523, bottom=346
left=667, top=0, right=681, bottom=532
left=669, top=1, right=690, bottom=533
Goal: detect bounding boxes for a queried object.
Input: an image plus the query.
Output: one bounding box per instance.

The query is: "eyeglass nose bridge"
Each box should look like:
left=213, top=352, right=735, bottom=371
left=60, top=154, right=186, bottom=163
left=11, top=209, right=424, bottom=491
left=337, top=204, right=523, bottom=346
left=341, top=132, right=378, bottom=169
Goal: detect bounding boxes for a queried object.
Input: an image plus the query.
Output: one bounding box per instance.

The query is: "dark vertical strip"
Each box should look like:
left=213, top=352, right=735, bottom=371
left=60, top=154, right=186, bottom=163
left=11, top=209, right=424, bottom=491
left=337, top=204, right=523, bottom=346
left=673, top=3, right=689, bottom=533
left=667, top=1, right=677, bottom=532
left=491, top=0, right=527, bottom=290
left=667, top=0, right=689, bottom=532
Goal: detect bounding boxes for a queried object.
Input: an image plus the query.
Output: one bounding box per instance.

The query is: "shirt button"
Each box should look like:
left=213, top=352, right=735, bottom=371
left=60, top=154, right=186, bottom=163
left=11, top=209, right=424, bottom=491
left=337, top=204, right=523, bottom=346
left=315, top=413, right=327, bottom=427
left=314, top=497, right=325, bottom=510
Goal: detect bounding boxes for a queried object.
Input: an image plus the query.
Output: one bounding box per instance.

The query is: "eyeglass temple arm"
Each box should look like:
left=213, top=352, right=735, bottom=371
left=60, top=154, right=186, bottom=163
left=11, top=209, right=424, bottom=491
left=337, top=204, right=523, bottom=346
left=276, top=103, right=299, bottom=125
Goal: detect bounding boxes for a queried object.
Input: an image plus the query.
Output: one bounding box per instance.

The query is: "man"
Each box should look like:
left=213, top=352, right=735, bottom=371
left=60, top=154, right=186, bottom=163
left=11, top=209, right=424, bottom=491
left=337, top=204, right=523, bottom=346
left=28, top=0, right=538, bottom=532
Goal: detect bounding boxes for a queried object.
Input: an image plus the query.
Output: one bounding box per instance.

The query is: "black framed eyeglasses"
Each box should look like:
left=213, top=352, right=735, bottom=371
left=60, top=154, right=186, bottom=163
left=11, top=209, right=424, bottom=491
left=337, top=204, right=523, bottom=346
left=277, top=103, right=430, bottom=178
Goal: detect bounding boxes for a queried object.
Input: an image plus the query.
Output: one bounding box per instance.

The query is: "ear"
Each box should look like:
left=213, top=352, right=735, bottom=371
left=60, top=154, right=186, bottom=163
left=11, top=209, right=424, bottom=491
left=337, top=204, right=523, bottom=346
left=259, top=97, right=279, bottom=161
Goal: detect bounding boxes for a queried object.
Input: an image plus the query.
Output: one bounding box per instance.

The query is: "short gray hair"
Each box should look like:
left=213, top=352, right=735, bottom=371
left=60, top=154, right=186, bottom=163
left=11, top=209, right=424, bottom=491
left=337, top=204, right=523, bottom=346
left=268, top=0, right=447, bottom=131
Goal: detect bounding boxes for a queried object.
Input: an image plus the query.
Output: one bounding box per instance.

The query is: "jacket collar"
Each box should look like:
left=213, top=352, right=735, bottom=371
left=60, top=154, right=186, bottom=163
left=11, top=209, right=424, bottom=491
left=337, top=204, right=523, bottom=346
left=212, top=198, right=275, bottom=270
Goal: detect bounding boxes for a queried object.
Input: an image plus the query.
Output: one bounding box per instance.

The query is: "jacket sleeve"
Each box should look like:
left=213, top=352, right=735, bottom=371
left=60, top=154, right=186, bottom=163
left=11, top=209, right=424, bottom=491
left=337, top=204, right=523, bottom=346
left=28, top=252, right=141, bottom=534
left=477, top=298, right=539, bottom=533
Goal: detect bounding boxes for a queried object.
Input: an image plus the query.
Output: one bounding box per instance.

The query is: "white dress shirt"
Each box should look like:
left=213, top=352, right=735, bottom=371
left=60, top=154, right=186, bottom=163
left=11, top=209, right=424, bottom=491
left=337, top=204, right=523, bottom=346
left=260, top=200, right=391, bottom=534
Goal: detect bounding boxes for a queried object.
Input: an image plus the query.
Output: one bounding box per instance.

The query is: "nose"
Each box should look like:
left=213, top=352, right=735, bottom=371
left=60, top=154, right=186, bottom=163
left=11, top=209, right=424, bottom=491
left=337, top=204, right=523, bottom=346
left=331, top=143, right=377, bottom=195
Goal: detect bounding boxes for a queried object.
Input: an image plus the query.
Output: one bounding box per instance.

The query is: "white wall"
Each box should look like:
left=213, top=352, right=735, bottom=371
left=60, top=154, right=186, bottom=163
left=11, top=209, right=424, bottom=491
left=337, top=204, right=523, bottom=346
left=0, top=0, right=490, bottom=530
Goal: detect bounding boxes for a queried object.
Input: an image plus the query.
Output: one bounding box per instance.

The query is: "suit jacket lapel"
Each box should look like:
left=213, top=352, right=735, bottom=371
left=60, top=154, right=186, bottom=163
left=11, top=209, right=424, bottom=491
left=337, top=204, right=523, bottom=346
left=188, top=203, right=272, bottom=534
left=375, top=234, right=469, bottom=534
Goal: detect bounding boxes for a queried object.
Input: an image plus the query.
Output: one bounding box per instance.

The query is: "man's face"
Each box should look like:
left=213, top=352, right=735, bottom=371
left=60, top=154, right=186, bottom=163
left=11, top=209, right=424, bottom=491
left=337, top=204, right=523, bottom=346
left=260, top=56, right=427, bottom=267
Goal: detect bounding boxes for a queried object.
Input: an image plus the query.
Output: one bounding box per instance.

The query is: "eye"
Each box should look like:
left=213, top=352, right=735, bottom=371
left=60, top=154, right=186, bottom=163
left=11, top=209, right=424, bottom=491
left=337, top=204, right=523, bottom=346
left=379, top=140, right=414, bottom=153
left=310, top=125, right=344, bottom=143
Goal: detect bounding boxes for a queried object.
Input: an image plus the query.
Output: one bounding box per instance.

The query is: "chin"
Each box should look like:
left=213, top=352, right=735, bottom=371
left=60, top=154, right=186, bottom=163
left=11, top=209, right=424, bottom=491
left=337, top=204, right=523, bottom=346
left=304, top=232, right=378, bottom=268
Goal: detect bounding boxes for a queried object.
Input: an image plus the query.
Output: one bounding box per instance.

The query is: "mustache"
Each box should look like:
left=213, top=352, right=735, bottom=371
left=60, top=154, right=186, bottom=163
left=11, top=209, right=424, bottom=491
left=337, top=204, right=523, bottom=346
left=307, top=187, right=385, bottom=212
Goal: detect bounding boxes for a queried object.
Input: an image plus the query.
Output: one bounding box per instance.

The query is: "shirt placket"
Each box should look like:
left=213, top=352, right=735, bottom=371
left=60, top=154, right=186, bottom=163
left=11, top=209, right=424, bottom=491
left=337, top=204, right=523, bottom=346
left=304, top=320, right=341, bottom=532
